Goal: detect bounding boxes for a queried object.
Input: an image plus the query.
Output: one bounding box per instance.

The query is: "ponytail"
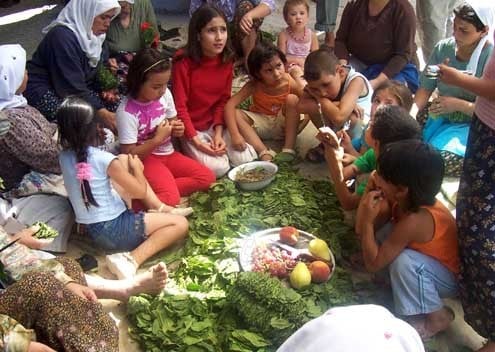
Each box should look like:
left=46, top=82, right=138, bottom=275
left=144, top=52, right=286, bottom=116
left=56, top=97, right=100, bottom=209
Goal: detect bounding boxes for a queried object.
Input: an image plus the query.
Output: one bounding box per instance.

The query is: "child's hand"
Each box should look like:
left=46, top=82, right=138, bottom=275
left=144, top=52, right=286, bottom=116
left=338, top=130, right=353, bottom=150
left=316, top=127, right=339, bottom=149
left=231, top=134, right=247, bottom=151
left=170, top=119, right=185, bottom=137
left=154, top=120, right=172, bottom=141
left=65, top=282, right=98, bottom=302
left=212, top=134, right=227, bottom=155
left=304, top=85, right=321, bottom=101
left=352, top=104, right=364, bottom=121
left=342, top=153, right=356, bottom=165
left=128, top=154, right=144, bottom=173
left=359, top=189, right=383, bottom=224
left=192, top=136, right=217, bottom=156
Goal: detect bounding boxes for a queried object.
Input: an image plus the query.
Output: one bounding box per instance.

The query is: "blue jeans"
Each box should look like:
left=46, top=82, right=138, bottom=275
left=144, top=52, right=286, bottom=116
left=389, top=249, right=458, bottom=316
left=315, top=0, right=340, bottom=33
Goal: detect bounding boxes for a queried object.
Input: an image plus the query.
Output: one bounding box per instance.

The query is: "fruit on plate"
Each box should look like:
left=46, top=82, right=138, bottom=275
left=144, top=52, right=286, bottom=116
left=309, top=261, right=331, bottom=283
left=279, top=226, right=299, bottom=246
left=289, top=262, right=311, bottom=289
left=308, top=238, right=331, bottom=261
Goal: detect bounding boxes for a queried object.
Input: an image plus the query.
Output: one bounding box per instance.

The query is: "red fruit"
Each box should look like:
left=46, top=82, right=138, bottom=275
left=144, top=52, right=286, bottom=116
left=309, top=261, right=331, bottom=283
left=140, top=22, right=151, bottom=31
left=279, top=226, right=300, bottom=246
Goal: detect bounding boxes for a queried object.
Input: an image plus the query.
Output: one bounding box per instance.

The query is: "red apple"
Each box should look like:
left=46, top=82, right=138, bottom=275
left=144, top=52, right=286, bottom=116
left=309, top=261, right=331, bottom=283
left=279, top=226, right=300, bottom=246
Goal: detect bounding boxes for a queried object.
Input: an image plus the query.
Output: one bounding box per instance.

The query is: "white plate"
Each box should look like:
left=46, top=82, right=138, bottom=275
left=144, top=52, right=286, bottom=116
left=238, top=227, right=336, bottom=275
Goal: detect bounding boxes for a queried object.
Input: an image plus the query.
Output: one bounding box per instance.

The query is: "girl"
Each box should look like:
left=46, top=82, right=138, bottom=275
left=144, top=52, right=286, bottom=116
left=173, top=4, right=257, bottom=177
left=278, top=0, right=319, bottom=69
left=225, top=41, right=304, bottom=162
left=357, top=139, right=459, bottom=339
left=57, top=97, right=188, bottom=280
left=438, top=5, right=495, bottom=347
left=116, top=48, right=215, bottom=209
left=414, top=1, right=493, bottom=177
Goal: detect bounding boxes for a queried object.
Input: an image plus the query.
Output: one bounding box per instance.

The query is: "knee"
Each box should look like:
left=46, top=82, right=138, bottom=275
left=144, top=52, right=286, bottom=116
left=389, top=250, right=415, bottom=280
left=176, top=216, right=189, bottom=238
left=286, top=94, right=299, bottom=107
left=198, top=168, right=216, bottom=188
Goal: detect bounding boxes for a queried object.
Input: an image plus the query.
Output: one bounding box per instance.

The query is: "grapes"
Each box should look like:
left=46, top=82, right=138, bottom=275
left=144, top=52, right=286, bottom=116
left=251, top=244, right=297, bottom=278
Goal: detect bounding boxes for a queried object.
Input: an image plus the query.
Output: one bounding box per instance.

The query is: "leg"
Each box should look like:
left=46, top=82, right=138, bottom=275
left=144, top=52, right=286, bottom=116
left=283, top=94, right=300, bottom=151
left=315, top=0, right=340, bottom=47
left=479, top=342, right=495, bottom=352
left=162, top=152, right=216, bottom=197
left=236, top=109, right=268, bottom=155
left=389, top=249, right=458, bottom=337
left=142, top=154, right=181, bottom=207
left=130, top=212, right=188, bottom=266
left=0, top=272, right=118, bottom=351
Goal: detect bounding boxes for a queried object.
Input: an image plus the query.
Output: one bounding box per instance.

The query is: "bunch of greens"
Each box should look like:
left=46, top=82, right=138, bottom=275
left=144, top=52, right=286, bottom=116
left=96, top=65, right=118, bottom=91
left=31, top=221, right=58, bottom=239
left=128, top=165, right=362, bottom=351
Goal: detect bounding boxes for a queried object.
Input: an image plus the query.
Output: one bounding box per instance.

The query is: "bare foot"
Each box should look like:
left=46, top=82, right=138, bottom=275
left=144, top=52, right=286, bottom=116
left=424, top=307, right=454, bottom=337
left=125, top=262, right=168, bottom=299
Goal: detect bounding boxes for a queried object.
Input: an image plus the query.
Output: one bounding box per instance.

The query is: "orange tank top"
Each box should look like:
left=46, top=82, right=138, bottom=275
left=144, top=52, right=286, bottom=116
left=408, top=201, right=460, bottom=274
left=249, top=81, right=290, bottom=116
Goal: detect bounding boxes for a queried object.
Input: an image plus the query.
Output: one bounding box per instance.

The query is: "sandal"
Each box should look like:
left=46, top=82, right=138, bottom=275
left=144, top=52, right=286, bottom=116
left=277, top=148, right=296, bottom=163
left=305, top=143, right=325, bottom=163
left=259, top=149, right=276, bottom=162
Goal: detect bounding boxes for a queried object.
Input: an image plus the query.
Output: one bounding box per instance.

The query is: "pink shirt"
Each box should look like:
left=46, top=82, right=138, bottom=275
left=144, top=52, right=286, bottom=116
left=285, top=27, right=312, bottom=59
left=475, top=41, right=495, bottom=130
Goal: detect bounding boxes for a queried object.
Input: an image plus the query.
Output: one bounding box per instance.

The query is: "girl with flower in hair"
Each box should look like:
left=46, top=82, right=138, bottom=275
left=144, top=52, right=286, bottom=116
left=57, top=96, right=188, bottom=280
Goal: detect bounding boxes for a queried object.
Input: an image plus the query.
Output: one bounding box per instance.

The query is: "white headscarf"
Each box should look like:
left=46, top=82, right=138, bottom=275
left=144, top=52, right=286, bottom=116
left=466, top=0, right=495, bottom=74
left=0, top=44, right=28, bottom=111
left=43, top=0, right=121, bottom=67
left=277, top=305, right=425, bottom=352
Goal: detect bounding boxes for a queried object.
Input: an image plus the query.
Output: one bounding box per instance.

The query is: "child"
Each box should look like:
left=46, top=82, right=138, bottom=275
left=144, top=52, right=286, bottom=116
left=356, top=139, right=459, bottom=339
left=173, top=5, right=256, bottom=177
left=225, top=41, right=304, bottom=161
left=343, top=80, right=413, bottom=158
left=278, top=0, right=319, bottom=69
left=116, top=48, right=215, bottom=209
left=438, top=23, right=495, bottom=346
left=298, top=47, right=372, bottom=161
left=319, top=105, right=421, bottom=210
left=57, top=97, right=188, bottom=280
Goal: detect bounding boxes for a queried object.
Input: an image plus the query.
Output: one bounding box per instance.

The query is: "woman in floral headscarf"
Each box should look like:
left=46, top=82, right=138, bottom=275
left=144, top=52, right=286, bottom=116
left=24, top=0, right=121, bottom=131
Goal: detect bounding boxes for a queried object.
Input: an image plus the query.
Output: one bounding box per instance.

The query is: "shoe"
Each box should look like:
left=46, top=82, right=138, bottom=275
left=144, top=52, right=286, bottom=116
left=170, top=207, right=193, bottom=217
left=105, top=252, right=138, bottom=279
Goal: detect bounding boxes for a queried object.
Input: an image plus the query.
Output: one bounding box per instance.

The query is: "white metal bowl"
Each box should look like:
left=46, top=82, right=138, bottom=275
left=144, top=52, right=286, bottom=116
left=228, top=161, right=278, bottom=191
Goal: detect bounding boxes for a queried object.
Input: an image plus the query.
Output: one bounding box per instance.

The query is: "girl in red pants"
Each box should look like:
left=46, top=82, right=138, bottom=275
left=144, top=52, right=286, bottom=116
left=116, top=48, right=215, bottom=209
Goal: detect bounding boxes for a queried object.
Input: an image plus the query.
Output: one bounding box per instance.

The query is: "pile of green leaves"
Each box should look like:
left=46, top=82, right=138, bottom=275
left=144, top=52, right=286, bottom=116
left=32, top=221, right=58, bottom=239
left=128, top=165, right=361, bottom=351
left=96, top=65, right=118, bottom=91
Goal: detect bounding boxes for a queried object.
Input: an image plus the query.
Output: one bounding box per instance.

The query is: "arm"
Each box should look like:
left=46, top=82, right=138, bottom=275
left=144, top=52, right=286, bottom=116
left=310, top=31, right=319, bottom=52
left=172, top=58, right=197, bottom=139
left=224, top=82, right=255, bottom=140
left=334, top=2, right=353, bottom=62
left=212, top=63, right=233, bottom=129
left=287, top=70, right=304, bottom=97
left=413, top=87, right=433, bottom=115
left=3, top=114, right=60, bottom=174
left=107, top=156, right=147, bottom=199
left=278, top=31, right=287, bottom=54
left=239, top=2, right=273, bottom=35
left=439, top=64, right=495, bottom=100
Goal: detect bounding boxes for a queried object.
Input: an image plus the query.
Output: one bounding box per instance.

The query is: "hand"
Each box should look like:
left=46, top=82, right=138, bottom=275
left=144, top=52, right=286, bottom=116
left=438, top=59, right=463, bottom=86
left=192, top=136, right=217, bottom=156
left=358, top=190, right=383, bottom=225
left=352, top=104, right=364, bottom=120
left=108, top=58, right=118, bottom=74
left=341, top=153, right=356, bottom=166
left=429, top=96, right=459, bottom=115
left=338, top=130, right=353, bottom=151
left=231, top=133, right=247, bottom=151
left=153, top=120, right=173, bottom=142
left=128, top=154, right=144, bottom=173
left=316, top=127, right=340, bottom=149
left=239, top=12, right=254, bottom=35
left=66, top=282, right=97, bottom=301
left=304, top=85, right=321, bottom=101
left=170, top=119, right=185, bottom=137
left=97, top=109, right=117, bottom=133
left=288, top=64, right=304, bottom=80
left=212, top=134, right=227, bottom=154
left=11, top=225, right=52, bottom=250
left=364, top=170, right=379, bottom=194
left=100, top=89, right=120, bottom=104
left=28, top=342, right=57, bottom=352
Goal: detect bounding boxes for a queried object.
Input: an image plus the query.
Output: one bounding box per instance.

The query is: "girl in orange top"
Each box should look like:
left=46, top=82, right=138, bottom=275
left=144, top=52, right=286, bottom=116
left=353, top=139, right=459, bottom=340
left=224, top=41, right=304, bottom=162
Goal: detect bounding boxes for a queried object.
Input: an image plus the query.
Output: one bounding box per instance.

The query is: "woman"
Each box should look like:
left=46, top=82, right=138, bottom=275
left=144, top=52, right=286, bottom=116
left=334, top=0, right=419, bottom=92
left=0, top=44, right=73, bottom=253
left=414, top=1, right=493, bottom=177
left=438, top=0, right=495, bottom=348
left=105, top=0, right=158, bottom=56
left=24, top=0, right=121, bottom=131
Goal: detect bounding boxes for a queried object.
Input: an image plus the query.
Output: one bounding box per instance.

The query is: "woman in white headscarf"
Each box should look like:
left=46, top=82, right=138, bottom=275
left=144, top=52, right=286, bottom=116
left=0, top=44, right=74, bottom=253
left=24, top=0, right=121, bottom=130
left=413, top=0, right=494, bottom=177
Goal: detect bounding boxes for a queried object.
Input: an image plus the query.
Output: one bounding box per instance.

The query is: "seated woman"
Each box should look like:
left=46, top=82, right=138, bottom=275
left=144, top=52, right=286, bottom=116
left=189, top=0, right=275, bottom=66
left=355, top=140, right=459, bottom=340
left=334, top=0, right=419, bottom=92
left=414, top=0, right=493, bottom=177
left=0, top=44, right=73, bottom=253
left=24, top=0, right=122, bottom=131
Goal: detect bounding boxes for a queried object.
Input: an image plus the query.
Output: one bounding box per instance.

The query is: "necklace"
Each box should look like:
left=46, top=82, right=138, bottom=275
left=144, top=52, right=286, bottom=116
left=287, top=27, right=308, bottom=43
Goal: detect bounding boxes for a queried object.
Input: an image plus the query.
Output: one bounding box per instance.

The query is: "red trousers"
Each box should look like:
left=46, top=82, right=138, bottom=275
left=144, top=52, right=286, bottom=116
left=138, top=151, right=215, bottom=207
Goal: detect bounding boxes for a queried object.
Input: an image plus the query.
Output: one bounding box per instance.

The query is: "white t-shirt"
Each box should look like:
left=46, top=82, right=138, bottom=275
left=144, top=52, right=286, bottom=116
left=117, top=89, right=176, bottom=155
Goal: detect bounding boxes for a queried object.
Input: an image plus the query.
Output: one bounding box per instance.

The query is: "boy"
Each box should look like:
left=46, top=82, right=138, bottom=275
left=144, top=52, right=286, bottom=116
left=318, top=105, right=421, bottom=211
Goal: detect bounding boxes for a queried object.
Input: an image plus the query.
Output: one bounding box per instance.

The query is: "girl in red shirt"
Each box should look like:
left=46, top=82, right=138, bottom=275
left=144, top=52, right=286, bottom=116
left=172, top=5, right=257, bottom=177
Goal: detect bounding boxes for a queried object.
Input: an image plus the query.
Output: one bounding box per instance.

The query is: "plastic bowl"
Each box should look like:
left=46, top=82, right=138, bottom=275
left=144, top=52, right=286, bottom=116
left=228, top=161, right=278, bottom=191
